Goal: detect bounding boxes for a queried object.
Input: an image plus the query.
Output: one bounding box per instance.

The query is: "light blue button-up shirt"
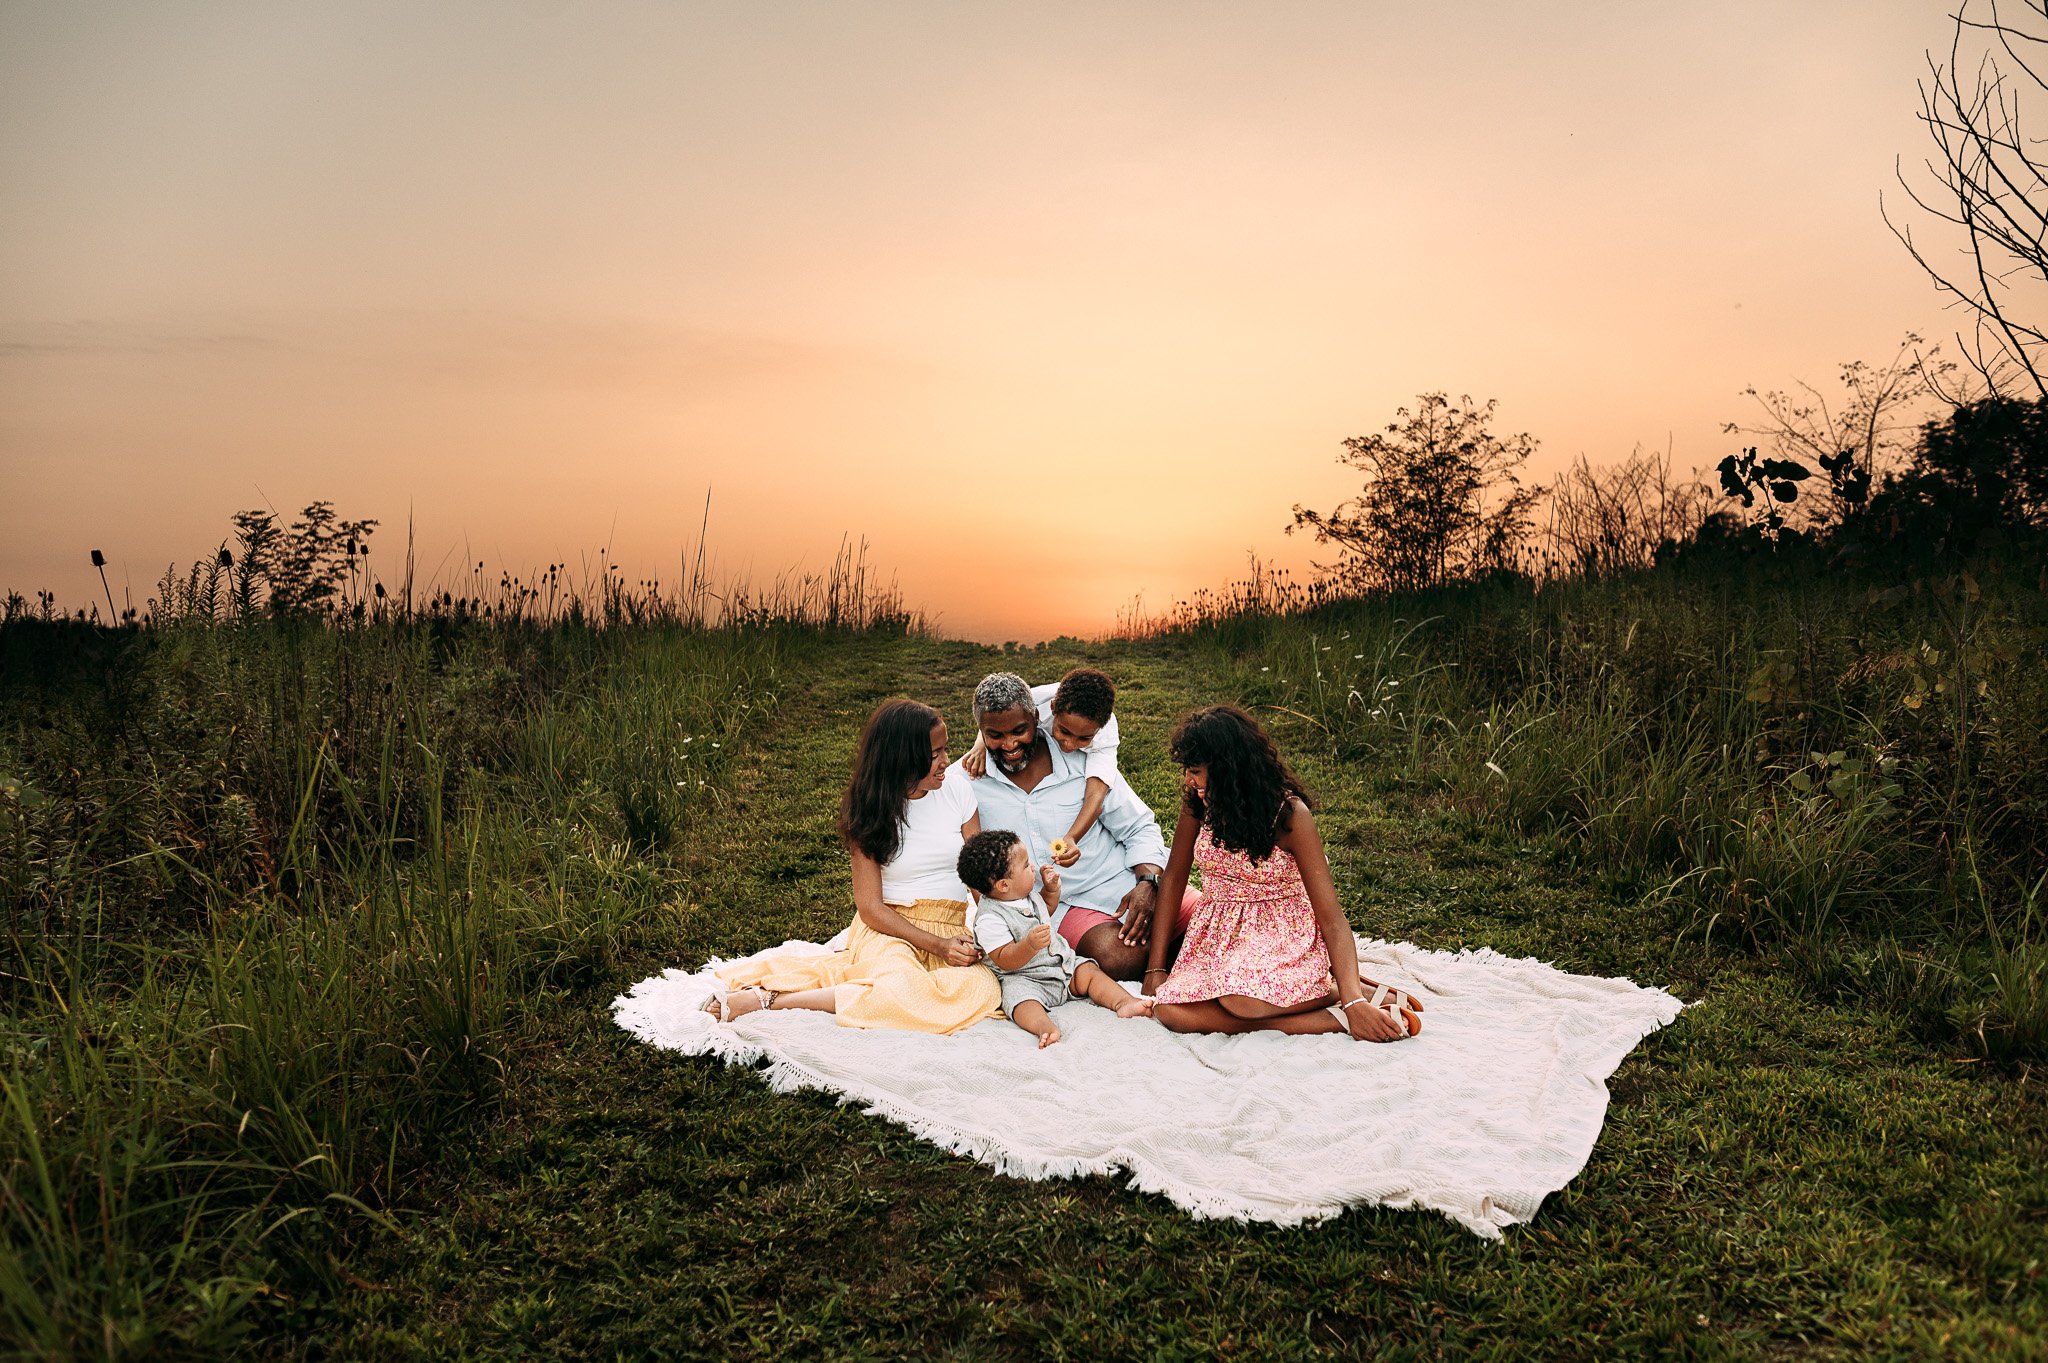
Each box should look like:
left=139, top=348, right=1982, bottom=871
left=956, top=743, right=1169, bottom=928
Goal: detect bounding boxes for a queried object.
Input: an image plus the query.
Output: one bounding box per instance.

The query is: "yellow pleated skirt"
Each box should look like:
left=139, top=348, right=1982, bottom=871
left=716, top=898, right=1000, bottom=1035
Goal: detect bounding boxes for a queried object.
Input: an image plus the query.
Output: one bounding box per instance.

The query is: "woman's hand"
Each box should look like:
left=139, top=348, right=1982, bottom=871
left=934, top=933, right=982, bottom=967
left=1342, top=997, right=1406, bottom=1042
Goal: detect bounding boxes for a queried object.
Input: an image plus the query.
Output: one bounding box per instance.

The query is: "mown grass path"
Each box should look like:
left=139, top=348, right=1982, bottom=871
left=342, top=636, right=2046, bottom=1361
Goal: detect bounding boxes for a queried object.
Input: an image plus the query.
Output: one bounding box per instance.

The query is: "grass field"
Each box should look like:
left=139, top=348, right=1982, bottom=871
left=5, top=612, right=2047, bottom=1359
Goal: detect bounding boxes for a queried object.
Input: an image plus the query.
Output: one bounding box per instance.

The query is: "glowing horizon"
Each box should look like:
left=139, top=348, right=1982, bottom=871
left=1, top=2, right=1971, bottom=642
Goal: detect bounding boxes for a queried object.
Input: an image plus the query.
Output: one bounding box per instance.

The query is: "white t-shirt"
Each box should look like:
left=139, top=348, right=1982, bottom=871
left=880, top=763, right=978, bottom=905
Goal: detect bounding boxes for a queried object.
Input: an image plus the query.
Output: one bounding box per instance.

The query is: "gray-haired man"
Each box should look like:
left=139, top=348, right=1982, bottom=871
left=958, top=671, right=1182, bottom=981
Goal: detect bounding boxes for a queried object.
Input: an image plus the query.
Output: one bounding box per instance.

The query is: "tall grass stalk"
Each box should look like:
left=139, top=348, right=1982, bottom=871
left=0, top=530, right=910, bottom=1354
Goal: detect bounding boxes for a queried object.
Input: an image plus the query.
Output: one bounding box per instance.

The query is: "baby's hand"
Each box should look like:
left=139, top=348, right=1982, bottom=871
left=1022, top=922, right=1053, bottom=955
left=1038, top=864, right=1062, bottom=900
left=962, top=738, right=988, bottom=779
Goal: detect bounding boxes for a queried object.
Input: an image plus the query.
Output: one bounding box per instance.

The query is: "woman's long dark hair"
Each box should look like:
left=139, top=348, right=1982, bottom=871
left=1170, top=704, right=1314, bottom=864
left=839, top=699, right=942, bottom=864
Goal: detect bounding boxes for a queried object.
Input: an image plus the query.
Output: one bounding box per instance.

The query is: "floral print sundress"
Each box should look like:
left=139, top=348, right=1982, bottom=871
left=1153, top=823, right=1334, bottom=1008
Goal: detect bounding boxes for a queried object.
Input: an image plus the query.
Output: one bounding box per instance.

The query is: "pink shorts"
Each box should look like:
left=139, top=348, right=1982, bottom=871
left=1056, top=887, right=1201, bottom=950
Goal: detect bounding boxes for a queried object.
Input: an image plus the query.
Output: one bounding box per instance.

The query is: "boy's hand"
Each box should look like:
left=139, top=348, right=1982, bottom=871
left=1038, top=864, right=1062, bottom=902
left=1022, top=923, right=1053, bottom=955
left=962, top=738, right=988, bottom=779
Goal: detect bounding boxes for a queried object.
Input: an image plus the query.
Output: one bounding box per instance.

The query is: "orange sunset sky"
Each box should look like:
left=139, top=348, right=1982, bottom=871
left=1, top=2, right=1973, bottom=641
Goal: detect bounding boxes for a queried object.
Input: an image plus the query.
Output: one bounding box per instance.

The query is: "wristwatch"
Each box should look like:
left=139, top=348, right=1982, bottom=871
left=1133, top=871, right=1162, bottom=889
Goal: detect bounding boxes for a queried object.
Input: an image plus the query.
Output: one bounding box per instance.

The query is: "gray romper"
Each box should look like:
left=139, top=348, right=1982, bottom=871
left=971, top=891, right=1083, bottom=1016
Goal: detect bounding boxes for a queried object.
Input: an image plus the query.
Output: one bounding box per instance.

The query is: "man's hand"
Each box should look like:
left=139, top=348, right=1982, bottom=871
left=961, top=738, right=989, bottom=779
left=934, top=933, right=982, bottom=967
left=1022, top=923, right=1053, bottom=956
left=1115, top=880, right=1158, bottom=947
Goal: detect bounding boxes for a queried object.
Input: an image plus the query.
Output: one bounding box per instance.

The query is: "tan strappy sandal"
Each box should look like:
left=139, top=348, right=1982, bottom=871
left=1337, top=983, right=1422, bottom=1038
left=1368, top=982, right=1422, bottom=1036
left=701, top=986, right=777, bottom=1022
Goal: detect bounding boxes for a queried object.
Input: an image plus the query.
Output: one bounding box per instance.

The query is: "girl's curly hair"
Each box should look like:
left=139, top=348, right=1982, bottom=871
left=1169, top=705, right=1313, bottom=864
left=839, top=699, right=942, bottom=864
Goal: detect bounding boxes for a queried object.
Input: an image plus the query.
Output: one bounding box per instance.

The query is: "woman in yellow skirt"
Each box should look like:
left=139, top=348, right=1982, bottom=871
left=703, top=698, right=1000, bottom=1034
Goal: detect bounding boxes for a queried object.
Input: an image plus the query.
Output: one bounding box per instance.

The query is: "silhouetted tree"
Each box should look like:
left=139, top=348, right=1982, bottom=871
left=1867, top=395, right=2048, bottom=552
left=1721, top=333, right=1953, bottom=524
left=1291, top=393, right=1542, bottom=592
left=1886, top=0, right=2048, bottom=399
left=230, top=502, right=379, bottom=619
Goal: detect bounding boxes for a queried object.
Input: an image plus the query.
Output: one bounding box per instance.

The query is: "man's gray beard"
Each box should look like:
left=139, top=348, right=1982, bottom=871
left=993, top=738, right=1038, bottom=776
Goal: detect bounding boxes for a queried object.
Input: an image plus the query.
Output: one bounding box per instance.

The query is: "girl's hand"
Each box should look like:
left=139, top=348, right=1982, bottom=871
left=1050, top=838, right=1081, bottom=867
left=935, top=933, right=982, bottom=967
left=962, top=739, right=989, bottom=779
left=1342, top=997, right=1406, bottom=1042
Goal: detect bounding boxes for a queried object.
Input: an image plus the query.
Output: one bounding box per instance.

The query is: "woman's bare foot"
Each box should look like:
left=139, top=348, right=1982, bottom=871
left=1114, top=997, right=1155, bottom=1018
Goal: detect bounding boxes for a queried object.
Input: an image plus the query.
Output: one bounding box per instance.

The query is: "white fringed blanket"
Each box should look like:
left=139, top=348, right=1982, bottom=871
left=612, top=935, right=1683, bottom=1237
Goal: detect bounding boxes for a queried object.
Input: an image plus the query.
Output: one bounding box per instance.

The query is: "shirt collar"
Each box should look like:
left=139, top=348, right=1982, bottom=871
left=976, top=732, right=1081, bottom=792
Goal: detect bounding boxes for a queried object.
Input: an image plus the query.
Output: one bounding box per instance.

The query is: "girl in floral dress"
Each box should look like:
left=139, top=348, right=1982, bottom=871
left=1142, top=705, right=1423, bottom=1041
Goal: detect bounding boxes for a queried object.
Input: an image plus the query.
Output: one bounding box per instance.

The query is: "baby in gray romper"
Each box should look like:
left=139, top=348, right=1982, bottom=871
left=957, top=828, right=1154, bottom=1048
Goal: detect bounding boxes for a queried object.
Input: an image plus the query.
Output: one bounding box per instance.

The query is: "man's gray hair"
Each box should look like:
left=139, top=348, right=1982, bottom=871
left=973, top=671, right=1036, bottom=721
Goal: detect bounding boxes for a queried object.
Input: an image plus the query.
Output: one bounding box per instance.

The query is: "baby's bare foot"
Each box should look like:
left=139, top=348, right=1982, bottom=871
left=1115, top=997, right=1155, bottom=1018
left=1038, top=1025, right=1062, bottom=1048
